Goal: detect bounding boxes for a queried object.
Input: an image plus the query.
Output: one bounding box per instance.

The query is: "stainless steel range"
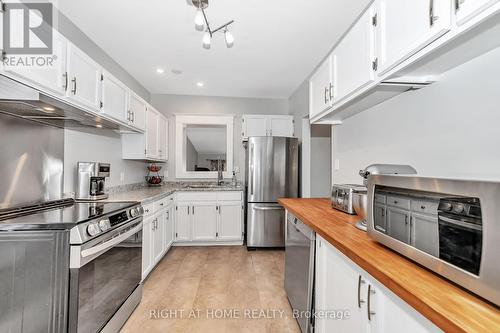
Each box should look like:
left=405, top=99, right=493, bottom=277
left=0, top=199, right=143, bottom=333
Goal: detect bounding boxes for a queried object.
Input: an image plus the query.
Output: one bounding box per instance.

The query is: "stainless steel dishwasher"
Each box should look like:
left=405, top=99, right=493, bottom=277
left=285, top=212, right=315, bottom=333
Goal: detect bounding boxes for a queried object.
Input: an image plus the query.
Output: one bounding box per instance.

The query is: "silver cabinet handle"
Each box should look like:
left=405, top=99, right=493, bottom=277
left=218, top=205, right=221, bottom=214
left=131, top=111, right=134, bottom=122
left=71, top=77, right=77, bottom=94
left=357, top=275, right=366, bottom=308
left=62, top=72, right=68, bottom=91
left=381, top=208, right=385, bottom=217
left=253, top=205, right=284, bottom=211
left=367, top=284, right=376, bottom=321
left=329, top=82, right=333, bottom=101
left=455, top=0, right=465, bottom=11
left=429, top=0, right=439, bottom=26
left=187, top=206, right=190, bottom=215
left=324, top=87, right=328, bottom=104
left=192, top=206, right=195, bottom=215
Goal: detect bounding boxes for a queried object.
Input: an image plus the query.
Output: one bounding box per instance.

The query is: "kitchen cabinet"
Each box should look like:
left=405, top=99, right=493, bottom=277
left=128, top=91, right=147, bottom=131
left=374, top=203, right=387, bottom=233
left=387, top=206, right=410, bottom=243
left=376, top=0, right=452, bottom=75
left=455, top=0, right=500, bottom=25
left=175, top=203, right=191, bottom=242
left=309, top=55, right=334, bottom=118
left=142, top=215, right=154, bottom=279
left=152, top=212, right=164, bottom=264
left=164, top=204, right=175, bottom=250
left=192, top=202, right=218, bottom=241
left=217, top=201, right=243, bottom=241
left=333, top=5, right=376, bottom=102
left=122, top=105, right=168, bottom=161
left=2, top=30, right=67, bottom=96
left=158, top=114, right=168, bottom=160
left=100, top=71, right=128, bottom=123
left=315, top=235, right=442, bottom=333
left=242, top=115, right=294, bottom=140
left=411, top=212, right=439, bottom=256
left=66, top=43, right=102, bottom=111
left=175, top=191, right=243, bottom=244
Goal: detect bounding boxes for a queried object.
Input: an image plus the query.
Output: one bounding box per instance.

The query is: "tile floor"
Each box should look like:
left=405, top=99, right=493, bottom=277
left=121, top=246, right=301, bottom=333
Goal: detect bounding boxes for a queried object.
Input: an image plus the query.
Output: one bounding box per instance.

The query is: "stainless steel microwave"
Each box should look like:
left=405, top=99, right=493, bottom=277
left=367, top=175, right=500, bottom=306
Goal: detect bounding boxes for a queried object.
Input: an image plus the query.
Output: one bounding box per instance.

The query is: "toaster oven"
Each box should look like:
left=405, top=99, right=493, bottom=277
left=331, top=184, right=367, bottom=214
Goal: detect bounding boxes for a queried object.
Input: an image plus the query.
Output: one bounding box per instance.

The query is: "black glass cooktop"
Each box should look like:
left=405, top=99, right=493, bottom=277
left=0, top=200, right=138, bottom=231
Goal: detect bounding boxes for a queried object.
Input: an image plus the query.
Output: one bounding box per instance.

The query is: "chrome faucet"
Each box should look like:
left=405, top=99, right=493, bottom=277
left=217, top=158, right=224, bottom=186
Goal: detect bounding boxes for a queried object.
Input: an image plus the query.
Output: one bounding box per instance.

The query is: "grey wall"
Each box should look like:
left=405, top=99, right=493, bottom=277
left=63, top=129, right=146, bottom=195
left=185, top=137, right=197, bottom=172
left=151, top=94, right=289, bottom=181
left=333, top=46, right=500, bottom=184
left=288, top=81, right=310, bottom=140
left=56, top=12, right=150, bottom=101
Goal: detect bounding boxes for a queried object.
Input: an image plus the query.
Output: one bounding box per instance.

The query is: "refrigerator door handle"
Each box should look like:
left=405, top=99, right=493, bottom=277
left=249, top=143, right=254, bottom=196
left=252, top=205, right=284, bottom=211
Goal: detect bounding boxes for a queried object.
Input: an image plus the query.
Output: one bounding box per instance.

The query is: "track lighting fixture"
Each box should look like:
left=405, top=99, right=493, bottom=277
left=189, top=0, right=235, bottom=49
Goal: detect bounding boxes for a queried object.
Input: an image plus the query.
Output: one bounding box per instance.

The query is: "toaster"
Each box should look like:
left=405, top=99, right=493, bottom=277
left=331, top=184, right=367, bottom=214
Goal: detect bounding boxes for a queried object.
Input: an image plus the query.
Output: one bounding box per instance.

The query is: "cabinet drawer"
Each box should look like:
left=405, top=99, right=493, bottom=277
left=142, top=202, right=154, bottom=216
left=386, top=195, right=410, bottom=210
left=176, top=192, right=217, bottom=202
left=411, top=199, right=439, bottom=215
left=375, top=194, right=387, bottom=204
left=217, top=191, right=242, bottom=201
left=154, top=197, right=169, bottom=212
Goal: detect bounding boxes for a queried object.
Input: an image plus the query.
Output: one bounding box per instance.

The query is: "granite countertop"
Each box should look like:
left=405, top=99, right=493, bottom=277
left=279, top=198, right=500, bottom=333
left=106, top=182, right=244, bottom=204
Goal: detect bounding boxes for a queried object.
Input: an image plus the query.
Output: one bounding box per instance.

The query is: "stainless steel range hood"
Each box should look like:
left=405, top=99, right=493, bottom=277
left=0, top=75, right=135, bottom=131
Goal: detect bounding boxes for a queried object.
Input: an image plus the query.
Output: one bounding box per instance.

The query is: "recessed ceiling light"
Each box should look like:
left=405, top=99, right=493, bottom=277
left=156, top=68, right=165, bottom=74
left=95, top=124, right=103, bottom=128
left=196, top=82, right=204, bottom=87
left=43, top=106, right=55, bottom=111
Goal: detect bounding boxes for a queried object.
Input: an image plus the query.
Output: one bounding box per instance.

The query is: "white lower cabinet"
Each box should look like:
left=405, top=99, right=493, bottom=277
left=152, top=211, right=164, bottom=264
left=315, top=235, right=442, bottom=333
left=175, top=192, right=243, bottom=244
left=164, top=204, right=175, bottom=249
left=141, top=215, right=154, bottom=279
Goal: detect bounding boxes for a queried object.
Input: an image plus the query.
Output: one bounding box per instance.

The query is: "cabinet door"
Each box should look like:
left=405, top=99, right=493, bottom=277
left=309, top=55, right=333, bottom=118
left=164, top=206, right=174, bottom=249
left=374, top=203, right=387, bottom=233
left=217, top=201, right=242, bottom=241
left=146, top=107, right=159, bottom=158
left=153, top=213, right=164, bottom=264
left=411, top=212, right=439, bottom=257
left=129, top=92, right=147, bottom=130
left=175, top=203, right=191, bottom=242
left=3, top=30, right=67, bottom=96
left=142, top=215, right=154, bottom=279
left=333, top=5, right=376, bottom=102
left=268, top=116, right=294, bottom=137
left=158, top=115, right=168, bottom=160
left=66, top=43, right=101, bottom=110
left=377, top=0, right=452, bottom=75
left=315, top=236, right=367, bottom=333
left=368, top=278, right=443, bottom=333
left=101, top=71, right=128, bottom=122
left=387, top=207, right=410, bottom=243
left=242, top=115, right=268, bottom=138
left=456, top=0, right=500, bottom=25
left=192, top=202, right=217, bottom=241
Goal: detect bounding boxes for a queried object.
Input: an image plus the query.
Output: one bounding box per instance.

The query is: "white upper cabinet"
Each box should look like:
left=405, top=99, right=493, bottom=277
left=66, top=43, right=102, bottom=111
left=376, top=0, right=452, bottom=75
left=100, top=71, right=128, bottom=122
left=146, top=106, right=159, bottom=159
left=3, top=30, right=67, bottom=96
left=309, top=55, right=333, bottom=118
left=158, top=114, right=168, bottom=161
left=128, top=91, right=147, bottom=131
left=333, top=5, right=376, bottom=102
left=242, top=115, right=294, bottom=140
left=455, top=0, right=500, bottom=25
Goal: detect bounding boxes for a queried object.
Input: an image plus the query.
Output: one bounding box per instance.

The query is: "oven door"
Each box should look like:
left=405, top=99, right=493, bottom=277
left=438, top=213, right=482, bottom=275
left=69, top=219, right=142, bottom=333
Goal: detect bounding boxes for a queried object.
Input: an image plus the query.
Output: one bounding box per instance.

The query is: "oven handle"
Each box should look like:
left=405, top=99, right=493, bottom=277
left=81, top=223, right=143, bottom=259
left=439, top=215, right=482, bottom=231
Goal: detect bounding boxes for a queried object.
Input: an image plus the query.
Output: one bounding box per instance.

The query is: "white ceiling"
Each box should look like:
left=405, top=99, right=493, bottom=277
left=58, top=0, right=371, bottom=99
left=187, top=126, right=226, bottom=154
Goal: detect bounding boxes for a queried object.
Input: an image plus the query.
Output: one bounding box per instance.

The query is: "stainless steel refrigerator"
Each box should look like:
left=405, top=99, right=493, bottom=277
left=246, top=136, right=299, bottom=248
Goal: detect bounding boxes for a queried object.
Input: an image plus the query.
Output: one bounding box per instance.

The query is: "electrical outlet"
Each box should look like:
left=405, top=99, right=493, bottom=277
left=120, top=171, right=125, bottom=183
left=334, top=159, right=340, bottom=171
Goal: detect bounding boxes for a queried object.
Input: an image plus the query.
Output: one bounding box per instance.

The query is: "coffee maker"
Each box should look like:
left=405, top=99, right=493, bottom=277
left=76, top=162, right=110, bottom=201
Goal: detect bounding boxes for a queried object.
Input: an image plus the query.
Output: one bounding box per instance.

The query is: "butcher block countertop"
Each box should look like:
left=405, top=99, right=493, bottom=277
left=278, top=198, right=500, bottom=333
